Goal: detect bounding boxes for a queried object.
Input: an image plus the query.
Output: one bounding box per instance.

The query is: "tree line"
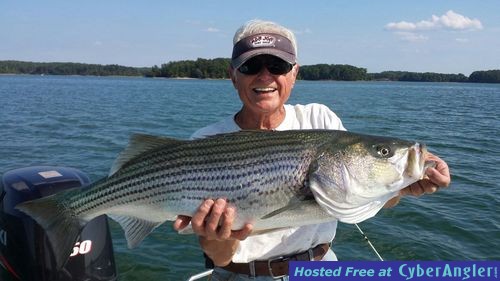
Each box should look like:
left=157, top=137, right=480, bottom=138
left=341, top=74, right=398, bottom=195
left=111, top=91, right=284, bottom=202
left=0, top=60, right=148, bottom=76
left=1, top=60, right=499, bottom=83
left=147, top=58, right=230, bottom=79
left=368, top=71, right=469, bottom=82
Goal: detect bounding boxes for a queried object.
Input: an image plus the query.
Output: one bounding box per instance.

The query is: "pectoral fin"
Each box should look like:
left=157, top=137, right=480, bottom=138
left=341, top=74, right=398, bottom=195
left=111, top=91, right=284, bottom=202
left=260, top=197, right=314, bottom=220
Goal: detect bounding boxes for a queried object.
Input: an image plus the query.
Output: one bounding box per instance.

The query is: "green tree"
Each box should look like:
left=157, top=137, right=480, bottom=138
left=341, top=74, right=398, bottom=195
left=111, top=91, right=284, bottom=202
left=469, top=70, right=500, bottom=83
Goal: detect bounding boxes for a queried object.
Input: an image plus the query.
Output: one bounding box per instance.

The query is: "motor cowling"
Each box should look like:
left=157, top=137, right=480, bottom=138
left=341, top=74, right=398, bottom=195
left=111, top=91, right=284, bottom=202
left=0, top=166, right=117, bottom=281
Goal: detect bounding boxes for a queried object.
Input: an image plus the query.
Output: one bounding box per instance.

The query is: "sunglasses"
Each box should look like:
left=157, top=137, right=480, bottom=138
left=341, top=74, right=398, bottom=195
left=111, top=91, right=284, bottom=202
left=238, top=55, right=294, bottom=75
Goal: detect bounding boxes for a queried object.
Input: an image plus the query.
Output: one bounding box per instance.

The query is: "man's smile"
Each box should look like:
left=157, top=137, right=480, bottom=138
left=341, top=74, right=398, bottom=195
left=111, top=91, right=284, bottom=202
left=253, top=87, right=277, bottom=94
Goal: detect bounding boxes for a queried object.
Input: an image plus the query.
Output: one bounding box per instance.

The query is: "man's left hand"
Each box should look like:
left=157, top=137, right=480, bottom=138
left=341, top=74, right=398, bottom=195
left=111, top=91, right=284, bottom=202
left=401, top=152, right=450, bottom=196
left=384, top=152, right=450, bottom=208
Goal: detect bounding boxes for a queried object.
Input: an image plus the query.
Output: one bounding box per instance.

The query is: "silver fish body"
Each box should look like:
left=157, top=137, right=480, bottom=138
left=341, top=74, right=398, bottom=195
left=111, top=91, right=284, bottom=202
left=16, top=129, right=428, bottom=268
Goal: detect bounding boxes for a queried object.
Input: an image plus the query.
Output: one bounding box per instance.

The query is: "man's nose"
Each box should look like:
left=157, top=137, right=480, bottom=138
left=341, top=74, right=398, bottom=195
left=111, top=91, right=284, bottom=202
left=256, top=66, right=274, bottom=81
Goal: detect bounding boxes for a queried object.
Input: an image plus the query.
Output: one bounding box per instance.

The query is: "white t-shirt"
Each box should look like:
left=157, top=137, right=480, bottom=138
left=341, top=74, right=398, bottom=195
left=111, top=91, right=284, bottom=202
left=191, top=103, right=346, bottom=262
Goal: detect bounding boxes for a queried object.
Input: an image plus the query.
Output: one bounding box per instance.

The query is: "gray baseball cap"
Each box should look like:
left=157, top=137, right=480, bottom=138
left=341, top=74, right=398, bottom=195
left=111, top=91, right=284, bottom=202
left=231, top=33, right=296, bottom=69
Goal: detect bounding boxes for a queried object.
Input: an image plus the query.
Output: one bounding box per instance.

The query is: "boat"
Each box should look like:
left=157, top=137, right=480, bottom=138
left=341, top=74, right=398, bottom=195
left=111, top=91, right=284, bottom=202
left=0, top=166, right=116, bottom=281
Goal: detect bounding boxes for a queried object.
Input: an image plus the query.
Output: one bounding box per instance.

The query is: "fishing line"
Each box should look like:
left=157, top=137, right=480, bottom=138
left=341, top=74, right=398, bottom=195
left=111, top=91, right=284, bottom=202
left=354, top=223, right=384, bottom=261
left=187, top=269, right=213, bottom=281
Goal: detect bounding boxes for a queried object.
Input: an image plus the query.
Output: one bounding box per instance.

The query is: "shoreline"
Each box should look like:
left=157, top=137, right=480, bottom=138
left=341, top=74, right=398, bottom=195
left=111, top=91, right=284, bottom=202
left=2, top=60, right=499, bottom=83
left=1, top=73, right=497, bottom=84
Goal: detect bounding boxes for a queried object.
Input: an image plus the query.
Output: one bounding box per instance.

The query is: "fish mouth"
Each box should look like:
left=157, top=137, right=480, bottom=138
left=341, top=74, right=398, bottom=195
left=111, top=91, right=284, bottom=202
left=405, top=143, right=428, bottom=180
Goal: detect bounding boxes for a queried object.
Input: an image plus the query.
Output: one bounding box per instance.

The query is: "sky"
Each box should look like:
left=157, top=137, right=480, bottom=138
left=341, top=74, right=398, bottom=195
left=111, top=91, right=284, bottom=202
left=1, top=0, right=499, bottom=75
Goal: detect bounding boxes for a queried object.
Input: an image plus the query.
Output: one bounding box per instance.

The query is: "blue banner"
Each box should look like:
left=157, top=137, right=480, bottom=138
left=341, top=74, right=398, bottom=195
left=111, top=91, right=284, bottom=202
left=290, top=261, right=499, bottom=281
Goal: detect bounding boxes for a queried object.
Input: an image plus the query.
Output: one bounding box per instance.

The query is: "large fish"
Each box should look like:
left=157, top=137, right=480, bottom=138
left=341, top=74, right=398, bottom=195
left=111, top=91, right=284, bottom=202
left=16, top=129, right=429, bottom=268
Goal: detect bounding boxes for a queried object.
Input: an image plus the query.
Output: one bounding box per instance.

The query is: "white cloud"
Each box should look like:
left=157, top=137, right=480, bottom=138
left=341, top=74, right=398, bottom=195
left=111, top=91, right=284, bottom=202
left=386, top=10, right=483, bottom=31
left=385, top=10, right=482, bottom=42
left=206, top=27, right=220, bottom=33
left=395, top=32, right=429, bottom=42
left=386, top=21, right=418, bottom=31
left=440, top=11, right=482, bottom=30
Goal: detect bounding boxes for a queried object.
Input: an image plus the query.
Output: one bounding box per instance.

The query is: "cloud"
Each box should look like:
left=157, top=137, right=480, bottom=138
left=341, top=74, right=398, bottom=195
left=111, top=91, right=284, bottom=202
left=439, top=11, right=483, bottom=30
left=205, top=27, right=220, bottom=33
left=386, top=10, right=483, bottom=31
left=386, top=21, right=418, bottom=31
left=395, top=32, right=429, bottom=42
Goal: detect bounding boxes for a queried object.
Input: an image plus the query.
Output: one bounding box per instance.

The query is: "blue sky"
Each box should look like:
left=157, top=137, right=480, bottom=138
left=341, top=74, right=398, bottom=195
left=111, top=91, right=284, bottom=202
left=1, top=1, right=499, bottom=75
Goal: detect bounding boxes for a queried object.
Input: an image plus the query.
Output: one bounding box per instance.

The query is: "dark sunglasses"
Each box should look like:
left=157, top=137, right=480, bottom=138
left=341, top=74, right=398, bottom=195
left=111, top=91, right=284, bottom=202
left=238, top=55, right=294, bottom=75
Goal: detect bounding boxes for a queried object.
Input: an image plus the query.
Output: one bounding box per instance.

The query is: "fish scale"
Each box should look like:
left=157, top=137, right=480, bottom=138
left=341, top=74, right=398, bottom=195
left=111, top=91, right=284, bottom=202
left=16, top=129, right=428, bottom=269
left=72, top=133, right=317, bottom=215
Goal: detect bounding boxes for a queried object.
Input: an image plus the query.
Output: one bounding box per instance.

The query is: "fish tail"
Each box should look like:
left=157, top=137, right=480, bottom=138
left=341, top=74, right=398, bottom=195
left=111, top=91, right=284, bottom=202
left=16, top=194, right=85, bottom=269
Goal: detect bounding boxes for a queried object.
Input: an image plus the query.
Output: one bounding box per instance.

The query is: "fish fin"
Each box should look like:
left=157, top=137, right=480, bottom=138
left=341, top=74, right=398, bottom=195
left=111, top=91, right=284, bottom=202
left=108, top=215, right=162, bottom=248
left=260, top=198, right=313, bottom=220
left=109, top=133, right=185, bottom=177
left=16, top=194, right=85, bottom=269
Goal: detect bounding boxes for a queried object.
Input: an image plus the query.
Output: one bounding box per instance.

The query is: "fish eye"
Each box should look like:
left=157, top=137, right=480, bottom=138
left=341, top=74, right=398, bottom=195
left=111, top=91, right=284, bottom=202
left=375, top=145, right=392, bottom=157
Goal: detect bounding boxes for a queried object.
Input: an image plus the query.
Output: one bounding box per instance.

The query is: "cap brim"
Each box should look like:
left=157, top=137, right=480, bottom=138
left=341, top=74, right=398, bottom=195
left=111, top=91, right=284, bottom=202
left=231, top=48, right=295, bottom=69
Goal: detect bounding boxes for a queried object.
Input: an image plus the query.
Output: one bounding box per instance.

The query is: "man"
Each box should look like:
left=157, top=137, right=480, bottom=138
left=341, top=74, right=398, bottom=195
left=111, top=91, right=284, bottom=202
left=174, top=19, right=451, bottom=280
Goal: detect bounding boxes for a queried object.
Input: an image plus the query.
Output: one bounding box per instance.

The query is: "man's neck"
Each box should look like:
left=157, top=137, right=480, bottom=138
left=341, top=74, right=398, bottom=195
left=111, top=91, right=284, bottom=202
left=234, top=106, right=286, bottom=130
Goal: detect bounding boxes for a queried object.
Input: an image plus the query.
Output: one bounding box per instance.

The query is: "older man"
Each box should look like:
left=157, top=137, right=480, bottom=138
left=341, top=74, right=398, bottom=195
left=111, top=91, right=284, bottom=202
left=174, top=19, right=450, bottom=280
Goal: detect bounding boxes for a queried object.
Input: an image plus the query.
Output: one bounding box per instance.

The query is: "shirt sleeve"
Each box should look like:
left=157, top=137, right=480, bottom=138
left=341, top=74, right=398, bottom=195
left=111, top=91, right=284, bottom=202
left=189, top=115, right=240, bottom=139
left=294, top=103, right=346, bottom=131
left=319, top=104, right=346, bottom=131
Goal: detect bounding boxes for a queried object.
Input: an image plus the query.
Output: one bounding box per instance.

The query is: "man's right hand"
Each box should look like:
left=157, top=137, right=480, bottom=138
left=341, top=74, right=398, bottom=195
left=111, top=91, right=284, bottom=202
left=173, top=198, right=253, bottom=266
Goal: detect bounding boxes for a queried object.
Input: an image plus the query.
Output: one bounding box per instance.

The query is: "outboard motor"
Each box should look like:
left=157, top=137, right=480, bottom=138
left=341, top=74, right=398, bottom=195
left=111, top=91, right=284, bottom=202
left=0, top=166, right=117, bottom=281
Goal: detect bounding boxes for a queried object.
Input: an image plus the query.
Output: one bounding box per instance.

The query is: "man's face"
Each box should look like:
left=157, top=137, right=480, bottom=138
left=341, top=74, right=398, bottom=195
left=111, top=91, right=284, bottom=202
left=230, top=55, right=299, bottom=114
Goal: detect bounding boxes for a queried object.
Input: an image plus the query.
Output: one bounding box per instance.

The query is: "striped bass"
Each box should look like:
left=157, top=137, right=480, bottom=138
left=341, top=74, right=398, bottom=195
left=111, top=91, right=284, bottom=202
left=16, top=129, right=429, bottom=268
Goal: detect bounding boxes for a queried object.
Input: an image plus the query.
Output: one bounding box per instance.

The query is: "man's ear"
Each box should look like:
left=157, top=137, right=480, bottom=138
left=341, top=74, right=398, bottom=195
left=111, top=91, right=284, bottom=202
left=293, top=64, right=300, bottom=78
left=228, top=66, right=237, bottom=88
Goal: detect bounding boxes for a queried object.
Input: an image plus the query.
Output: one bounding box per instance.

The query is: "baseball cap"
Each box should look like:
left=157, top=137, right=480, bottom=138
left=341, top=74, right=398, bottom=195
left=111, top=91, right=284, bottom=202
left=231, top=33, right=296, bottom=69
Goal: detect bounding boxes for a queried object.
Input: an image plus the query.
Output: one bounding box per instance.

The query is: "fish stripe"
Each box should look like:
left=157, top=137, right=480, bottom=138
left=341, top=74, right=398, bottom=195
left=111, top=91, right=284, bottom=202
left=69, top=132, right=323, bottom=216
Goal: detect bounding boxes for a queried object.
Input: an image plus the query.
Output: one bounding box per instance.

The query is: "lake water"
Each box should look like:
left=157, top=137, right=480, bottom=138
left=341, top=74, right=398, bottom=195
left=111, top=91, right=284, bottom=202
left=0, top=75, right=499, bottom=280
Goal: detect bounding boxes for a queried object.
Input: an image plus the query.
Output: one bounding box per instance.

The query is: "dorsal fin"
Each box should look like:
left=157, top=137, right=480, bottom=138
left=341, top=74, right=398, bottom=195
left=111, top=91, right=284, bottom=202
left=109, top=133, right=184, bottom=177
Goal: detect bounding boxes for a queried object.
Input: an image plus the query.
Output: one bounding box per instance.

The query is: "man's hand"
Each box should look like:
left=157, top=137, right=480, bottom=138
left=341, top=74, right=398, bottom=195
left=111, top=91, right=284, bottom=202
left=384, top=152, right=450, bottom=208
left=173, top=198, right=253, bottom=266
left=173, top=198, right=253, bottom=240
left=401, top=152, right=450, bottom=196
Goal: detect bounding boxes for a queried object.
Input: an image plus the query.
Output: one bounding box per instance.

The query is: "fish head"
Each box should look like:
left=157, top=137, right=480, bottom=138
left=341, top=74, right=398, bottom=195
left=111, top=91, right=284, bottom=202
left=309, top=133, right=428, bottom=223
left=354, top=138, right=427, bottom=194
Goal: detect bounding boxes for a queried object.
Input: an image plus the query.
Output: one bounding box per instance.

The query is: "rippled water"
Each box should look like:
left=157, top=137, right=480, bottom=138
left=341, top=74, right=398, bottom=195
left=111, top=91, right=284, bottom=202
left=1, top=75, right=499, bottom=280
